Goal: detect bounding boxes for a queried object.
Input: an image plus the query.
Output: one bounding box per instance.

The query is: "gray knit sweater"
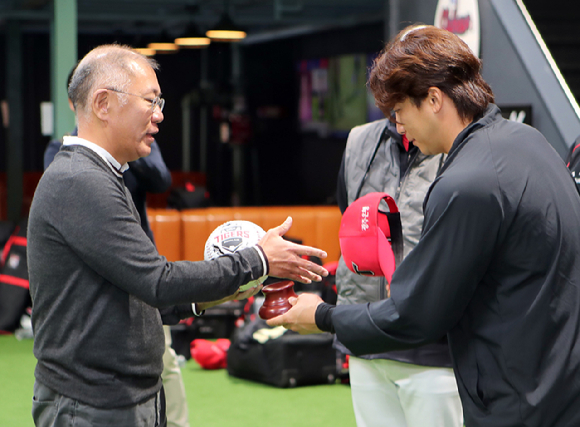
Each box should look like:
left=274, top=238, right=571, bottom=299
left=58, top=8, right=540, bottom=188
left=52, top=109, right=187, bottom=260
left=28, top=145, right=264, bottom=408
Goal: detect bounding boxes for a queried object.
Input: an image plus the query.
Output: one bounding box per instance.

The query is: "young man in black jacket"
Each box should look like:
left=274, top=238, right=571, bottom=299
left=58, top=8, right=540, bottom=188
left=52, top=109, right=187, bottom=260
left=268, top=25, right=580, bottom=427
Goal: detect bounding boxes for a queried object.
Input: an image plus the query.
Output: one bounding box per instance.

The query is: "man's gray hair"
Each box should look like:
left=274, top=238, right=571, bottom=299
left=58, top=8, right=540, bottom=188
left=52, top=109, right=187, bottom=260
left=68, top=44, right=159, bottom=119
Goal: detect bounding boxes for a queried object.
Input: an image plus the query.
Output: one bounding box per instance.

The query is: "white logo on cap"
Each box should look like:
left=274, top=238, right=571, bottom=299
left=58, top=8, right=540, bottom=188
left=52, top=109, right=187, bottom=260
left=361, top=206, right=370, bottom=231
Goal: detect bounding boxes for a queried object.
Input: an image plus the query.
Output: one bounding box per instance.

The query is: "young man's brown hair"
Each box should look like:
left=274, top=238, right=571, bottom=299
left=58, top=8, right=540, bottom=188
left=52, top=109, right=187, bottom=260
left=369, top=24, right=494, bottom=122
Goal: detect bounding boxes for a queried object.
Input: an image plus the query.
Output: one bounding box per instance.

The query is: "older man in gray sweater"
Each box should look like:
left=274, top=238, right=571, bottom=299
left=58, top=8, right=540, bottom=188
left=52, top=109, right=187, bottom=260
left=28, top=44, right=328, bottom=427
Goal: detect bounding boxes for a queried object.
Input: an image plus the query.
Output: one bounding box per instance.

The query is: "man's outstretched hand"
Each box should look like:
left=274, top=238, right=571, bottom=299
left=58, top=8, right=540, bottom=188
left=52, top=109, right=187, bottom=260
left=266, top=293, right=324, bottom=334
left=258, top=216, right=328, bottom=284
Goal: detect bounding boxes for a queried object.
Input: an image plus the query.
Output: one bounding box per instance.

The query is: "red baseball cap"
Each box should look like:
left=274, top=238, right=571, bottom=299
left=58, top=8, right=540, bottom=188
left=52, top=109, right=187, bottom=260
left=339, top=192, right=400, bottom=282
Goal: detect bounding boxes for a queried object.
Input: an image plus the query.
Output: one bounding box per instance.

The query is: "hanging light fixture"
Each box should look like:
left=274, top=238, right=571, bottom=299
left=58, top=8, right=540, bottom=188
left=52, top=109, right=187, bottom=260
left=175, top=23, right=211, bottom=48
left=148, top=31, right=180, bottom=54
left=134, top=47, right=156, bottom=57
left=206, top=1, right=246, bottom=42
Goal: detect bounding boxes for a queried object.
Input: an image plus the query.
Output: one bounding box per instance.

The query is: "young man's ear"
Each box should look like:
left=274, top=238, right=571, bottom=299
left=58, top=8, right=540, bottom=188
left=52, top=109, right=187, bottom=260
left=427, top=87, right=444, bottom=113
left=92, top=89, right=110, bottom=120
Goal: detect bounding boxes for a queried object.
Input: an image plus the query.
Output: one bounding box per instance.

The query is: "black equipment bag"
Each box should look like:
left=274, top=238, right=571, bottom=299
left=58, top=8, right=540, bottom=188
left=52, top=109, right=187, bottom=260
left=0, top=218, right=31, bottom=333
left=0, top=221, right=15, bottom=248
left=170, top=300, right=245, bottom=360
left=166, top=183, right=210, bottom=210
left=227, top=319, right=337, bottom=388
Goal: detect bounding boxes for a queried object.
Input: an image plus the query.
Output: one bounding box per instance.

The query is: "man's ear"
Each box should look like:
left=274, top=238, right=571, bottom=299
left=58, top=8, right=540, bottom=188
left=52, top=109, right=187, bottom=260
left=92, top=89, right=110, bottom=120
left=427, top=87, right=443, bottom=113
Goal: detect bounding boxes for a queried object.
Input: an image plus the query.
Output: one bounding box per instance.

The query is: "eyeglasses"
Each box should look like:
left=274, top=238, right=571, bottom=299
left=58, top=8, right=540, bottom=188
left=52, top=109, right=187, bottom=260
left=106, top=88, right=165, bottom=112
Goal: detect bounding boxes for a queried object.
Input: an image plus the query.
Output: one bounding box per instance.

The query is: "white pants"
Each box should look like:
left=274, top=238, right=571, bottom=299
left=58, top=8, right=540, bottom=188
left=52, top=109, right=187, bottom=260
left=348, top=356, right=463, bottom=427
left=162, top=326, right=190, bottom=427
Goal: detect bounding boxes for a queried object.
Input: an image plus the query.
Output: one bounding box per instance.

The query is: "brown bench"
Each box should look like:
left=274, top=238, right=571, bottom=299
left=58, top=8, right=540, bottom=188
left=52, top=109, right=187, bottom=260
left=147, top=206, right=342, bottom=264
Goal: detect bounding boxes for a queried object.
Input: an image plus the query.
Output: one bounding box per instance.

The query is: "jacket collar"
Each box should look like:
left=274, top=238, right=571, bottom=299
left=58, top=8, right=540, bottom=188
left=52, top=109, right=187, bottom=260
left=441, top=103, right=502, bottom=174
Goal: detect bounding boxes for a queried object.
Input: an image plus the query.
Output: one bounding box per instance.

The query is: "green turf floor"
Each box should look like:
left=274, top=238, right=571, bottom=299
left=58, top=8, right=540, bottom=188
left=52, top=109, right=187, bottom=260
left=0, top=335, right=356, bottom=427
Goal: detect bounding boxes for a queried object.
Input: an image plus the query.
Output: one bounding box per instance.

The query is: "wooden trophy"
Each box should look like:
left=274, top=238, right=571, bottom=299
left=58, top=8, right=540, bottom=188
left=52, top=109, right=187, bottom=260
left=258, top=280, right=298, bottom=320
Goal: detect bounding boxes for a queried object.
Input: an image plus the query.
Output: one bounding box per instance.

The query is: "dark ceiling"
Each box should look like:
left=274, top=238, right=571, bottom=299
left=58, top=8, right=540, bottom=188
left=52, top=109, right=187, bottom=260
left=2, top=0, right=579, bottom=97
left=0, top=0, right=387, bottom=44
left=1, top=1, right=577, bottom=50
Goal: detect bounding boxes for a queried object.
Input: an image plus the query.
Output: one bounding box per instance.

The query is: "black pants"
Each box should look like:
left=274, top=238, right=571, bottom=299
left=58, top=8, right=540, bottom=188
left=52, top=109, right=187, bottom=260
left=32, top=380, right=167, bottom=427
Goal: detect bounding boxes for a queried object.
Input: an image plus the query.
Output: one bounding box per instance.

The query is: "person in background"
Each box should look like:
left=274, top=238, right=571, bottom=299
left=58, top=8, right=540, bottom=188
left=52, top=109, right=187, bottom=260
left=44, top=64, right=191, bottom=427
left=30, top=44, right=328, bottom=427
left=44, top=66, right=77, bottom=169
left=268, top=25, right=580, bottom=427
left=335, top=116, right=462, bottom=427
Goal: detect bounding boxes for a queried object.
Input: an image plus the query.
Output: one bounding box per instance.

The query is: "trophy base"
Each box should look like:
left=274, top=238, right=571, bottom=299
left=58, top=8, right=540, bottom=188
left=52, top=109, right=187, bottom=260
left=258, top=280, right=297, bottom=320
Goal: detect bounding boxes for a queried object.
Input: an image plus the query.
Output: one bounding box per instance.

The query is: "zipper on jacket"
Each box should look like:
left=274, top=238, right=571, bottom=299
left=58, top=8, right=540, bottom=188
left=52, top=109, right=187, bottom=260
left=396, top=149, right=421, bottom=201
left=380, top=276, right=387, bottom=300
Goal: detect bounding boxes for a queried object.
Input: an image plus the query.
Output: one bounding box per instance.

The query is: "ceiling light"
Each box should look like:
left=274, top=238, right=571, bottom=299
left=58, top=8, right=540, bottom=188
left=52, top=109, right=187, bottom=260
left=147, top=42, right=179, bottom=53
left=148, top=31, right=180, bottom=54
left=134, top=47, right=156, bottom=57
left=175, top=23, right=211, bottom=48
left=206, top=12, right=246, bottom=42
